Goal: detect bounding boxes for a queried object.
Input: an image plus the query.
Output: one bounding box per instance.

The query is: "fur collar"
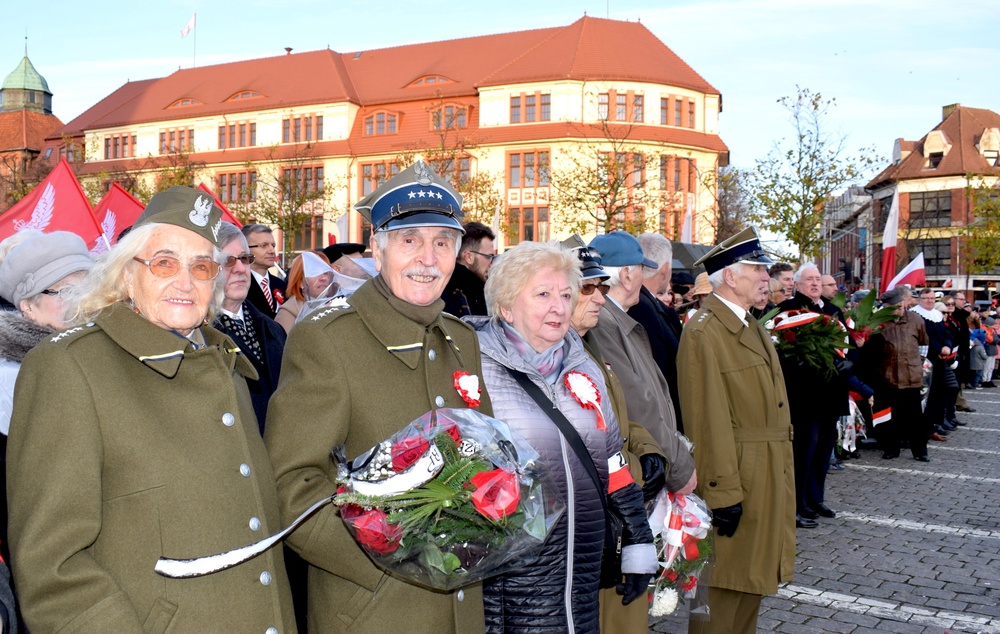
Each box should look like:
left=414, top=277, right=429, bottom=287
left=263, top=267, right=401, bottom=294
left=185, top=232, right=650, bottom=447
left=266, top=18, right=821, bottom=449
left=0, top=310, right=55, bottom=363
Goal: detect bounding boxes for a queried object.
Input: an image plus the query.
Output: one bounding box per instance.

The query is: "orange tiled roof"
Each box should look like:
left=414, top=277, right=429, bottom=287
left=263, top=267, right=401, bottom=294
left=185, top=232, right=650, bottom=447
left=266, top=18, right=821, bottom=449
left=868, top=105, right=1000, bottom=188
left=54, top=16, right=719, bottom=135
left=0, top=109, right=62, bottom=152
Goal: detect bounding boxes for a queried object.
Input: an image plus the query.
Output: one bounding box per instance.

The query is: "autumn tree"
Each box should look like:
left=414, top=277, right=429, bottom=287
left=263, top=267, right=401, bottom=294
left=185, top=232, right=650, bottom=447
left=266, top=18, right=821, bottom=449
left=0, top=151, right=53, bottom=209
left=699, top=164, right=752, bottom=242
left=963, top=174, right=1000, bottom=274
left=549, top=121, right=675, bottom=236
left=747, top=86, right=878, bottom=262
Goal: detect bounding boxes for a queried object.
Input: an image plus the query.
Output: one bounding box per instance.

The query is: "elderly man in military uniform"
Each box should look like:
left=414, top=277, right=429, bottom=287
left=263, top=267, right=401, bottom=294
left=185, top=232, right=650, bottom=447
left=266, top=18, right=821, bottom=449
left=264, top=160, right=493, bottom=634
left=677, top=227, right=796, bottom=634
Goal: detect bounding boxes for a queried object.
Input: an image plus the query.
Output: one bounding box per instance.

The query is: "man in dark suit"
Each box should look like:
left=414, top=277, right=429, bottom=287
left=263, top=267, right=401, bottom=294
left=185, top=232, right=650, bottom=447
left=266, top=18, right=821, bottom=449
left=241, top=224, right=287, bottom=318
left=628, top=233, right=686, bottom=431
left=777, top=262, right=848, bottom=528
left=216, top=223, right=287, bottom=434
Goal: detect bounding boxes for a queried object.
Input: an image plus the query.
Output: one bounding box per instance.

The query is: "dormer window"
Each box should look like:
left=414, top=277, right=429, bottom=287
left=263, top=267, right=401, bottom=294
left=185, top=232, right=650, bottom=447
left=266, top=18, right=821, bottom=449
left=984, top=150, right=999, bottom=167
left=364, top=111, right=399, bottom=136
left=168, top=98, right=203, bottom=108
left=928, top=152, right=944, bottom=169
left=976, top=128, right=1000, bottom=167
left=226, top=90, right=262, bottom=102
left=408, top=75, right=453, bottom=87
left=431, top=104, right=468, bottom=130
left=922, top=130, right=951, bottom=169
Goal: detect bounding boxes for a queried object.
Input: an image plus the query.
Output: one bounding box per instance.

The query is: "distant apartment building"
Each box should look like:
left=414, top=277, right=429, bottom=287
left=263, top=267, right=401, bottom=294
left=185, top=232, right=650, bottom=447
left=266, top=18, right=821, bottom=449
left=39, top=17, right=729, bottom=255
left=864, top=104, right=1000, bottom=292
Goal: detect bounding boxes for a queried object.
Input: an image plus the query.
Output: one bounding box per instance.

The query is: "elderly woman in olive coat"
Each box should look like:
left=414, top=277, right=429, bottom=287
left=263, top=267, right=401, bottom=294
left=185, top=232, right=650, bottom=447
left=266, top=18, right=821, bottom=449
left=6, top=187, right=296, bottom=633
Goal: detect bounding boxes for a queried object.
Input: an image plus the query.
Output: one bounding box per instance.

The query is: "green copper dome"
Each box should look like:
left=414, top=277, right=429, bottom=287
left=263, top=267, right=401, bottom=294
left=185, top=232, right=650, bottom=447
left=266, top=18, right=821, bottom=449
left=2, top=56, right=50, bottom=93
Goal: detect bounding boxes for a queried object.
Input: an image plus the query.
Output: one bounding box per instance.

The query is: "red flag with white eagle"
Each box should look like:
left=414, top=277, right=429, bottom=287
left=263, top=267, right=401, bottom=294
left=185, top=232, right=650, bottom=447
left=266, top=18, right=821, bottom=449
left=196, top=183, right=243, bottom=228
left=886, top=253, right=926, bottom=292
left=90, top=183, right=145, bottom=255
left=0, top=158, right=106, bottom=250
left=879, top=189, right=900, bottom=295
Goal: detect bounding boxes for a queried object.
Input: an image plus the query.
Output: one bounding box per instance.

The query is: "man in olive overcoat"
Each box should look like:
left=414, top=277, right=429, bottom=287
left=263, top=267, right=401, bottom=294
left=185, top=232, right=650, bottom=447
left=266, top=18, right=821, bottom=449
left=265, top=161, right=493, bottom=634
left=677, top=227, right=796, bottom=634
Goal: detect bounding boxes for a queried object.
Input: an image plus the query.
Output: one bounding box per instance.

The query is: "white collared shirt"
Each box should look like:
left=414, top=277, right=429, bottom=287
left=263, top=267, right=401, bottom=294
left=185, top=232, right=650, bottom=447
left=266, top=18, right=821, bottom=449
left=713, top=292, right=749, bottom=327
left=220, top=306, right=246, bottom=321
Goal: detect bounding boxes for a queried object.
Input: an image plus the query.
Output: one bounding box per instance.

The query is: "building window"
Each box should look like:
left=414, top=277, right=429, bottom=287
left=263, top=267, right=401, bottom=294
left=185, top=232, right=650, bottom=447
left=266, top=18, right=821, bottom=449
left=104, top=133, right=137, bottom=159
left=659, top=155, right=695, bottom=193
left=282, top=115, right=324, bottom=143
left=661, top=98, right=668, bottom=125
left=168, top=97, right=202, bottom=108
left=507, top=207, right=550, bottom=245
left=508, top=151, right=550, bottom=188
left=282, top=165, right=325, bottom=201
left=908, top=191, right=951, bottom=228
left=226, top=90, right=262, bottom=101
left=218, top=122, right=254, bottom=149
left=216, top=171, right=257, bottom=203
left=688, top=100, right=696, bottom=129
left=292, top=215, right=324, bottom=252
left=910, top=238, right=951, bottom=276
left=599, top=91, right=643, bottom=122
left=361, top=161, right=401, bottom=196
left=364, top=112, right=398, bottom=136
left=159, top=128, right=193, bottom=154
left=407, top=75, right=453, bottom=87
left=674, top=97, right=682, bottom=126
left=430, top=156, right=472, bottom=189
left=431, top=105, right=467, bottom=130
left=510, top=92, right=550, bottom=124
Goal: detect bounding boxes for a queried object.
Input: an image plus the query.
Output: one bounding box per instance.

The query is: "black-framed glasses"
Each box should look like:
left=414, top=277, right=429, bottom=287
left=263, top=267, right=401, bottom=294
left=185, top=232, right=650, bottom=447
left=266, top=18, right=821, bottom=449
left=133, top=256, right=221, bottom=281
left=224, top=253, right=255, bottom=267
left=580, top=282, right=611, bottom=296
left=38, top=287, right=77, bottom=298
left=470, top=250, right=496, bottom=262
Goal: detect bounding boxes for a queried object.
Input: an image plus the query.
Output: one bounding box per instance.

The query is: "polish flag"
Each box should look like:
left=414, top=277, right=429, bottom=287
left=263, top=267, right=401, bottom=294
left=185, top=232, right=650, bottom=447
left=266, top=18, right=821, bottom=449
left=0, top=158, right=105, bottom=250
left=90, top=183, right=145, bottom=254
left=879, top=189, right=900, bottom=295
left=180, top=14, right=196, bottom=38
left=196, top=183, right=243, bottom=228
left=872, top=408, right=892, bottom=426
left=886, top=253, right=926, bottom=292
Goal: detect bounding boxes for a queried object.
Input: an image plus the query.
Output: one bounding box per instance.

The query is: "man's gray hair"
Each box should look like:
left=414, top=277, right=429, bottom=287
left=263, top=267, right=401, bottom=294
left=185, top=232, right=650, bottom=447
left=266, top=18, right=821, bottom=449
left=637, top=233, right=672, bottom=280
left=602, top=265, right=626, bottom=288
left=793, top=262, right=820, bottom=283
left=241, top=223, right=273, bottom=238
left=217, top=222, right=248, bottom=250
left=708, top=262, right=749, bottom=289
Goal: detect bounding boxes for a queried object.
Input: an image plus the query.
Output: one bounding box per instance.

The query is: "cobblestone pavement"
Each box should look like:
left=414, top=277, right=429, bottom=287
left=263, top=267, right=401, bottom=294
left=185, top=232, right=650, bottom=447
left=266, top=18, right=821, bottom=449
left=650, top=390, right=1000, bottom=633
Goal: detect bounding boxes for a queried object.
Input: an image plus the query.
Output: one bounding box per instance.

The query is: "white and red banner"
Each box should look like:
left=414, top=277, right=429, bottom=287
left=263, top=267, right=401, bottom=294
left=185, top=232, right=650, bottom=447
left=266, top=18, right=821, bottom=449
left=886, top=253, right=926, bottom=292
left=90, top=183, right=145, bottom=254
left=180, top=13, right=196, bottom=38
left=0, top=158, right=106, bottom=251
left=879, top=189, right=900, bottom=295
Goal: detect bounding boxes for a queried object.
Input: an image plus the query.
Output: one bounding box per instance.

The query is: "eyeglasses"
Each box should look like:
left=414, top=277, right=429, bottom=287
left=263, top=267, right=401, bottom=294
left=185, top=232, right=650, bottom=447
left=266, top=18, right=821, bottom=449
left=580, top=283, right=611, bottom=296
left=944, top=302, right=956, bottom=307
left=224, top=253, right=255, bottom=267
left=470, top=250, right=495, bottom=262
left=38, top=287, right=76, bottom=298
left=133, top=256, right=221, bottom=281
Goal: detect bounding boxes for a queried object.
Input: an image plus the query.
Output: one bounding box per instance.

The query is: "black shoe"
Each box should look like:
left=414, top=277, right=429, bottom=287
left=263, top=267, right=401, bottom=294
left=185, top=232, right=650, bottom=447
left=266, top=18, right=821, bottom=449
left=951, top=419, right=967, bottom=426
left=882, top=451, right=899, bottom=459
left=813, top=503, right=836, bottom=518
left=934, top=426, right=951, bottom=436
left=941, top=421, right=957, bottom=431
left=982, top=382, right=996, bottom=388
left=957, top=405, right=976, bottom=412
left=799, top=508, right=818, bottom=520
left=796, top=515, right=818, bottom=529
left=914, top=455, right=930, bottom=462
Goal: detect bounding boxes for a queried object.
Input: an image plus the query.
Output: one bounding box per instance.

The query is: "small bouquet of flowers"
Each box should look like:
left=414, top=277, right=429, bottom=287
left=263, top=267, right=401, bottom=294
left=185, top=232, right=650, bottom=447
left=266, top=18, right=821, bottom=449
left=646, top=490, right=714, bottom=617
left=759, top=308, right=850, bottom=378
left=834, top=288, right=899, bottom=347
left=333, top=408, right=563, bottom=591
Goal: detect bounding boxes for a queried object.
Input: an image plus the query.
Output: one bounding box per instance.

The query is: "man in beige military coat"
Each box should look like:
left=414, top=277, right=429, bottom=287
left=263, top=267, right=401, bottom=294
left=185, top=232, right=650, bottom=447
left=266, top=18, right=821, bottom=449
left=677, top=228, right=796, bottom=634
left=265, top=161, right=493, bottom=634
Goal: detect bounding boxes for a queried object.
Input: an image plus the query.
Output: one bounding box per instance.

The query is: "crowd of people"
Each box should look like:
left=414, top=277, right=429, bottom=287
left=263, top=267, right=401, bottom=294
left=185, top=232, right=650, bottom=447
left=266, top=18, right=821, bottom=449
left=0, top=160, right=982, bottom=634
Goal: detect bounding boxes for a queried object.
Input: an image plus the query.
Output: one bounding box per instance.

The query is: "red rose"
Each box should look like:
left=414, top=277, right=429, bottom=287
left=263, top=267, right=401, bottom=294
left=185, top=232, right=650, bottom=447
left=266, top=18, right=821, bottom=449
left=352, top=509, right=402, bottom=554
left=391, top=435, right=430, bottom=472
left=782, top=330, right=797, bottom=343
left=470, top=468, right=520, bottom=521
left=336, top=485, right=365, bottom=520
left=681, top=576, right=698, bottom=592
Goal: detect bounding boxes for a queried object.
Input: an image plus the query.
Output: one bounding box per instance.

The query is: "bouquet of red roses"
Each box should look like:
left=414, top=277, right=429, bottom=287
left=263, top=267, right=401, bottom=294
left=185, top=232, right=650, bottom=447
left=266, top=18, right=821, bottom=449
left=759, top=308, right=850, bottom=378
left=332, top=408, right=563, bottom=590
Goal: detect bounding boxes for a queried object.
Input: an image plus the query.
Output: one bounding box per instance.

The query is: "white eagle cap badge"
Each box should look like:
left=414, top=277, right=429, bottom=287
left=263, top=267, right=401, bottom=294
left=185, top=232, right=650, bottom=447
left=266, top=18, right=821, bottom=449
left=188, top=195, right=213, bottom=227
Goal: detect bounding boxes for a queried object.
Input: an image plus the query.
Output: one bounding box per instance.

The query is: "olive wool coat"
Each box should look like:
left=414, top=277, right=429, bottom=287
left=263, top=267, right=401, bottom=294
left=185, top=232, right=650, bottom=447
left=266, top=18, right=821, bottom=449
left=6, top=304, right=296, bottom=633
left=677, top=293, right=796, bottom=596
left=264, top=278, right=493, bottom=634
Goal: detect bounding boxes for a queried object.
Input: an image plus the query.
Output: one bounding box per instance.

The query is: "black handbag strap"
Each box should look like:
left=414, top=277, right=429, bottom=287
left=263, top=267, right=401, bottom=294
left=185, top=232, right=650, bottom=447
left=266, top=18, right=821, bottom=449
left=506, top=368, right=609, bottom=516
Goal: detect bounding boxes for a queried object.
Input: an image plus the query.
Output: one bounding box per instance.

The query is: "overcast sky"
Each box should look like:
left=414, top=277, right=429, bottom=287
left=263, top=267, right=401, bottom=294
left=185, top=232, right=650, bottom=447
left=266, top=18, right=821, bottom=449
left=6, top=0, right=998, bottom=177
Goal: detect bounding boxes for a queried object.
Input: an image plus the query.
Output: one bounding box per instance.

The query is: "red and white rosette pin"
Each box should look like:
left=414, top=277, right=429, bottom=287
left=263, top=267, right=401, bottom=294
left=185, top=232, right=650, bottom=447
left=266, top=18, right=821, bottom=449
left=565, top=370, right=605, bottom=430
left=453, top=371, right=481, bottom=408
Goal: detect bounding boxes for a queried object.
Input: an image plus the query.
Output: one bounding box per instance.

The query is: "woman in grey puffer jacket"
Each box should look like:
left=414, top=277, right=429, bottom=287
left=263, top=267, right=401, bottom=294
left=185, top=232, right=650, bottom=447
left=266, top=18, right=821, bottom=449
left=471, top=242, right=657, bottom=634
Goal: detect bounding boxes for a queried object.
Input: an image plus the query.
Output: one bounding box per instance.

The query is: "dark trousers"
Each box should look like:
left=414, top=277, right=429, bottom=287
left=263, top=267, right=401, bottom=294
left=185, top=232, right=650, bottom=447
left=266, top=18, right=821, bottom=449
left=877, top=387, right=927, bottom=458
left=792, top=412, right=838, bottom=513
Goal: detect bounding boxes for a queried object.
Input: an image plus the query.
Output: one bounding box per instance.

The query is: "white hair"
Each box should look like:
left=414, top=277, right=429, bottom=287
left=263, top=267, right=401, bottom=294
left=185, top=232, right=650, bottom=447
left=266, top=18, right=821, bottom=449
left=793, top=262, right=821, bottom=283
left=708, top=262, right=750, bottom=289
left=372, top=227, right=462, bottom=258
left=601, top=264, right=628, bottom=288
left=637, top=233, right=672, bottom=279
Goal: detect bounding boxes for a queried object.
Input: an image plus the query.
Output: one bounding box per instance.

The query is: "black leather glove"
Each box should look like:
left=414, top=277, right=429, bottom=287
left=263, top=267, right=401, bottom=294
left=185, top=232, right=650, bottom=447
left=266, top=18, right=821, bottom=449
left=639, top=454, right=666, bottom=502
left=834, top=357, right=854, bottom=374
left=616, top=572, right=654, bottom=605
left=712, top=503, right=742, bottom=538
